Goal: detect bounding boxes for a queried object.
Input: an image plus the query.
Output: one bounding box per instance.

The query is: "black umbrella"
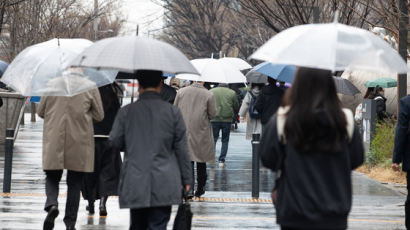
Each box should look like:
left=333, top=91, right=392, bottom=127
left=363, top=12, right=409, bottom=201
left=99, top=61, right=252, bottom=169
left=333, top=76, right=360, bottom=96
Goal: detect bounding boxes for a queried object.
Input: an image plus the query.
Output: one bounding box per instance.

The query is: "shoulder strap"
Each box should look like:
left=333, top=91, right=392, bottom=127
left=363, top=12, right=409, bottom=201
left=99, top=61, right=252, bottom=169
left=249, top=91, right=255, bottom=99
left=276, top=107, right=355, bottom=143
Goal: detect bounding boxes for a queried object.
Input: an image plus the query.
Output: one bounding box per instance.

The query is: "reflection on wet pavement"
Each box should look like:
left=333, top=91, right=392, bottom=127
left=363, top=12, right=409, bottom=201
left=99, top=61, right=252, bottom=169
left=0, top=114, right=407, bottom=229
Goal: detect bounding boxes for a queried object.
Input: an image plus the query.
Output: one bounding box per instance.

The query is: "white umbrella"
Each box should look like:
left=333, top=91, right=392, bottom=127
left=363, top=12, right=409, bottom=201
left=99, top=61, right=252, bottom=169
left=70, top=36, right=198, bottom=75
left=218, top=57, right=252, bottom=70
left=177, top=58, right=247, bottom=83
left=250, top=22, right=408, bottom=74
left=1, top=38, right=116, bottom=96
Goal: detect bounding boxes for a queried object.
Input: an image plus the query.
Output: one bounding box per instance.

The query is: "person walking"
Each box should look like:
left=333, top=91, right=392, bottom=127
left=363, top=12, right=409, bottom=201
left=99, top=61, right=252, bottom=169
left=210, top=84, right=239, bottom=168
left=110, top=70, right=192, bottom=230
left=260, top=67, right=364, bottom=230
left=374, top=86, right=388, bottom=121
left=239, top=83, right=264, bottom=140
left=255, top=78, right=284, bottom=132
left=174, top=81, right=217, bottom=198
left=392, top=94, right=410, bottom=229
left=82, top=83, right=122, bottom=217
left=38, top=89, right=104, bottom=230
left=160, top=77, right=177, bottom=104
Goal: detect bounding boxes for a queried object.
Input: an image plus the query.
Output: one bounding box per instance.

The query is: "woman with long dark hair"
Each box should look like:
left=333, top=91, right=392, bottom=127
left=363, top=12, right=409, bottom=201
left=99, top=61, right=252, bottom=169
left=260, top=67, right=364, bottom=230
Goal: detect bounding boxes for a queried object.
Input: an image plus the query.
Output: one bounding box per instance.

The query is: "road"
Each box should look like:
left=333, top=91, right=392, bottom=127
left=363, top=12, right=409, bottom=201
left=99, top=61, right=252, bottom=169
left=0, top=113, right=406, bottom=229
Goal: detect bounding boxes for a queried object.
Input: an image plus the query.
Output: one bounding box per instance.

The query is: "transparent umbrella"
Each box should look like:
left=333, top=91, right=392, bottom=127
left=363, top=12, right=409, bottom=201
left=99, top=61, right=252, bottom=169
left=70, top=36, right=198, bottom=75
left=218, top=57, right=252, bottom=71
left=177, top=58, right=247, bottom=83
left=1, top=38, right=116, bottom=96
left=250, top=21, right=408, bottom=74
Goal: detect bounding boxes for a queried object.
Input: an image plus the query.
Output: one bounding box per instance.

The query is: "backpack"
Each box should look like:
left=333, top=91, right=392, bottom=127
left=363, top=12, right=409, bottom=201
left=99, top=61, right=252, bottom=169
left=248, top=91, right=261, bottom=119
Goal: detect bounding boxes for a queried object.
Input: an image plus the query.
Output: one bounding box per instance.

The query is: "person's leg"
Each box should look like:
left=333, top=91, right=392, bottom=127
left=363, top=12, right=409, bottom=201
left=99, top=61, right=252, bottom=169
left=212, top=122, right=220, bottom=148
left=44, top=170, right=63, bottom=211
left=219, top=122, right=231, bottom=163
left=44, top=170, right=63, bottom=230
left=195, top=162, right=207, bottom=197
left=146, top=206, right=172, bottom=230
left=130, top=208, right=148, bottom=230
left=406, top=172, right=410, bottom=229
left=63, top=170, right=84, bottom=229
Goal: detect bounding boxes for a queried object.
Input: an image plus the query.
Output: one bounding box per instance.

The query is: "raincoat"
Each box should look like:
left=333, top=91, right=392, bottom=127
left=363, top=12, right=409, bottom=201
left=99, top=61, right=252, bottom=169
left=239, top=88, right=262, bottom=140
left=37, top=89, right=104, bottom=172
left=174, top=83, right=217, bottom=162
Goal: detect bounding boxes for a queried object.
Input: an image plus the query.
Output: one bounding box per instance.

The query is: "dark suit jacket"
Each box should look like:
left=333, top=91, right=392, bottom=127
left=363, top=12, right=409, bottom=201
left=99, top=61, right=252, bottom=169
left=393, top=95, right=410, bottom=171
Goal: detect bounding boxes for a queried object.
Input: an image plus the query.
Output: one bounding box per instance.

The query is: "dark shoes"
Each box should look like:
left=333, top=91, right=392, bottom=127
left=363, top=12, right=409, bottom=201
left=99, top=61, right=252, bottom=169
left=66, top=227, right=76, bottom=230
left=43, top=205, right=59, bottom=230
left=99, top=196, right=108, bottom=216
left=86, top=201, right=95, bottom=215
left=194, top=188, right=205, bottom=198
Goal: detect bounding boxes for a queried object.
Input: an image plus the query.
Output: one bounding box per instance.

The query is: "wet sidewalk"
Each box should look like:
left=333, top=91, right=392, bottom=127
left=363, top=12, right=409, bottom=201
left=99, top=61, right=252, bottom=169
left=0, top=113, right=407, bottom=229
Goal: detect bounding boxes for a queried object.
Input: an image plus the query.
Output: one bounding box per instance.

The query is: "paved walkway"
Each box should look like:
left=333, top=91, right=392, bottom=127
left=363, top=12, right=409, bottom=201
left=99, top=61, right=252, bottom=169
left=0, top=113, right=407, bottom=229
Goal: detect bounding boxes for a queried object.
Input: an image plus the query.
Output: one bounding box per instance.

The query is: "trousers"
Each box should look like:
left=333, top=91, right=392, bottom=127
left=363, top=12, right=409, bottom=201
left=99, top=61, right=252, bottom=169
left=191, top=161, right=207, bottom=190
left=212, top=122, right=231, bottom=162
left=44, top=170, right=83, bottom=228
left=129, top=206, right=171, bottom=230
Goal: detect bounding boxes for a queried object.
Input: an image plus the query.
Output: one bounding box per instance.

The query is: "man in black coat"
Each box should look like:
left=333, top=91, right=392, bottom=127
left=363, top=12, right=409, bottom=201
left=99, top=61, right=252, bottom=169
left=160, top=77, right=177, bottom=104
left=110, top=70, right=192, bottom=230
left=393, top=95, right=410, bottom=229
left=254, top=78, right=284, bottom=131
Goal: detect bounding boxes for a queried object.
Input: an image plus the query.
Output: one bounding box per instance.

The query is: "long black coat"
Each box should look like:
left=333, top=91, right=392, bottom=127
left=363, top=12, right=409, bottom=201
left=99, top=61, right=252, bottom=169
left=82, top=84, right=122, bottom=200
left=160, top=83, right=177, bottom=104
left=110, top=91, right=192, bottom=209
left=393, top=95, right=410, bottom=171
left=254, top=84, right=284, bottom=125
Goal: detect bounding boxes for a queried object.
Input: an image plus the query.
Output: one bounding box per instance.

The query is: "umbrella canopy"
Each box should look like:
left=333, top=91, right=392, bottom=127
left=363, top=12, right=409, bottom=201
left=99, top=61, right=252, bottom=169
left=253, top=62, right=296, bottom=83
left=0, top=60, right=8, bottom=77
left=333, top=76, right=360, bottom=96
left=245, top=70, right=267, bottom=84
left=250, top=22, right=408, bottom=75
left=177, top=58, right=247, bottom=84
left=365, top=78, right=397, bottom=88
left=218, top=57, right=252, bottom=70
left=1, top=38, right=116, bottom=96
left=70, top=36, right=198, bottom=75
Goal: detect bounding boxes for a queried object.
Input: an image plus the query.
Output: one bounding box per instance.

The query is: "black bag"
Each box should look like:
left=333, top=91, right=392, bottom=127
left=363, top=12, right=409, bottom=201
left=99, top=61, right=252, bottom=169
left=173, top=195, right=193, bottom=230
left=248, top=92, right=261, bottom=119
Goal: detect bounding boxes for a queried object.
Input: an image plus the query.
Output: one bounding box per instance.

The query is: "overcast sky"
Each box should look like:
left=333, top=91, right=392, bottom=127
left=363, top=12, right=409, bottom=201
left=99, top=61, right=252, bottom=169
left=120, top=0, right=164, bottom=37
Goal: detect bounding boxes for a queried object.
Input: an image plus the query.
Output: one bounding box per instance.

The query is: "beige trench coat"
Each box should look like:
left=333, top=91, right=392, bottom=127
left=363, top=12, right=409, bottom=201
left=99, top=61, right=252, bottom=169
left=37, top=89, right=104, bottom=172
left=174, top=83, right=217, bottom=163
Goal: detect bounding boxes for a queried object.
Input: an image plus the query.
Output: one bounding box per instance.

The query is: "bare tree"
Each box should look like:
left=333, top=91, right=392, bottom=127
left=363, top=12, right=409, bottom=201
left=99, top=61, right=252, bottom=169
left=0, top=0, right=124, bottom=62
left=159, top=0, right=240, bottom=59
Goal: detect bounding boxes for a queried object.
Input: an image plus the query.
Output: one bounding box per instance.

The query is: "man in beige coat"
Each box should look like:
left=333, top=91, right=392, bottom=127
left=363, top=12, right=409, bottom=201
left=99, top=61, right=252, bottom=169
left=38, top=88, right=103, bottom=230
left=174, top=81, right=217, bottom=198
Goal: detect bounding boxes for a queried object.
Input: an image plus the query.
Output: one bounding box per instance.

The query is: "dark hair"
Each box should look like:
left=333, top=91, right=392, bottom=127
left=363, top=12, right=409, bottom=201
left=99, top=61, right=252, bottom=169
left=375, top=86, right=384, bottom=93
left=364, top=87, right=375, bottom=99
left=267, top=77, right=277, bottom=85
left=136, top=70, right=163, bottom=89
left=282, top=67, right=347, bottom=153
left=251, top=83, right=265, bottom=89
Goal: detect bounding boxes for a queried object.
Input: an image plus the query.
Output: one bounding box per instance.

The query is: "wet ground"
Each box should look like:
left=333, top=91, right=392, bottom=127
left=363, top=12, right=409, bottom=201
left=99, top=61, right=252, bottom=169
left=0, top=112, right=407, bottom=229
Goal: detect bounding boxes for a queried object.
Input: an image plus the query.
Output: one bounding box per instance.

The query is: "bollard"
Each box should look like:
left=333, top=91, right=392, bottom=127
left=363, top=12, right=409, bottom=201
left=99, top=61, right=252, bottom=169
left=251, top=133, right=261, bottom=199
left=3, top=129, right=14, bottom=193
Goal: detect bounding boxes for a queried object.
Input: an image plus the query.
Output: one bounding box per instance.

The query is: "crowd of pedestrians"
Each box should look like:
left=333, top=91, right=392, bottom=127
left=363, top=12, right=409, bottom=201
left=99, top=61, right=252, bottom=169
left=40, top=67, right=410, bottom=230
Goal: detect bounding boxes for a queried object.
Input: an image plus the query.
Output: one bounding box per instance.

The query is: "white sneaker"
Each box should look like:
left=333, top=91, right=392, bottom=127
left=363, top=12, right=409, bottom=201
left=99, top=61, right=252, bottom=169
left=218, top=162, right=226, bottom=168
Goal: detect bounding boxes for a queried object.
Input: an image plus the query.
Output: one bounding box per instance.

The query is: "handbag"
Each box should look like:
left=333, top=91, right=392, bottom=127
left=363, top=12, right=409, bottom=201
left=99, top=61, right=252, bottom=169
left=173, top=191, right=193, bottom=230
